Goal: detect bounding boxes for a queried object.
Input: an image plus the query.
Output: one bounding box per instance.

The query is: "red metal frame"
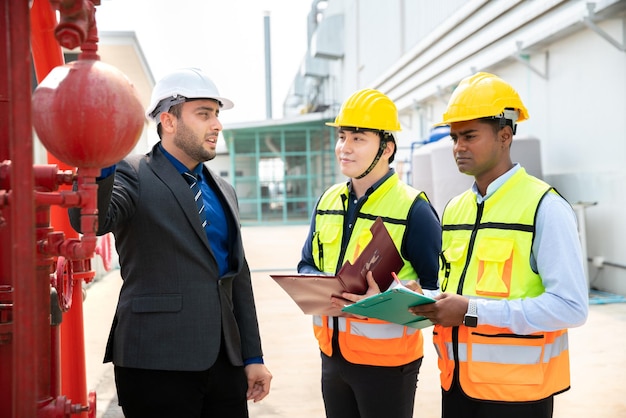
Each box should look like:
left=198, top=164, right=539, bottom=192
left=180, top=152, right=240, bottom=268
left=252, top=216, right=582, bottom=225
left=1, top=0, right=139, bottom=416
left=30, top=1, right=90, bottom=416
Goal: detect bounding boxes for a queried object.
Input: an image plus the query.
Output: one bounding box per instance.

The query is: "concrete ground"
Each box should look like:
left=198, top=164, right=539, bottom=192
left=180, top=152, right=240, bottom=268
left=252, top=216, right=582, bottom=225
left=83, top=225, right=626, bottom=417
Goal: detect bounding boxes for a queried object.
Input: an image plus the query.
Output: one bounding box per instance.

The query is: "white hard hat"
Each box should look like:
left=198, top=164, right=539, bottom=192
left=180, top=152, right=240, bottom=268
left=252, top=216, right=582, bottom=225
left=146, top=67, right=234, bottom=122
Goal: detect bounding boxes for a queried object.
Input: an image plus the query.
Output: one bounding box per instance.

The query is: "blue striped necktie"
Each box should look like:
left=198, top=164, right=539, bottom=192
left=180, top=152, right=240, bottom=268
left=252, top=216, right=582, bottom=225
left=182, top=172, right=207, bottom=228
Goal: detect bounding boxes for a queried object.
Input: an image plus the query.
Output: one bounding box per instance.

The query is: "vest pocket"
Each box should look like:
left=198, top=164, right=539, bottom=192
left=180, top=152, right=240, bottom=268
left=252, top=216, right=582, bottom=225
left=441, top=238, right=467, bottom=292
left=475, top=237, right=514, bottom=297
left=314, top=223, right=342, bottom=271
left=318, top=223, right=342, bottom=245
left=466, top=330, right=545, bottom=385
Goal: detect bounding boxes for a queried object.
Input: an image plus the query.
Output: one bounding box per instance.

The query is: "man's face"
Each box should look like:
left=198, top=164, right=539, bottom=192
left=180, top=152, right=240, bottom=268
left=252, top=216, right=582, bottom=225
left=172, top=99, right=222, bottom=165
left=449, top=119, right=507, bottom=179
left=335, top=129, right=385, bottom=179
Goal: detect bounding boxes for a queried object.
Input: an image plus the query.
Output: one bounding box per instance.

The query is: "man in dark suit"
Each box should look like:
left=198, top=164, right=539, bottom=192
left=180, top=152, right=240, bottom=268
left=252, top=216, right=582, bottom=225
left=70, top=67, right=272, bottom=418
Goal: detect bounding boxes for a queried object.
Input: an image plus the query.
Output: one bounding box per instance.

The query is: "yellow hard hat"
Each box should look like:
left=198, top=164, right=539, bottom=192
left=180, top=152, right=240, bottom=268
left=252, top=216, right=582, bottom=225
left=327, top=88, right=401, bottom=132
left=439, top=72, right=529, bottom=125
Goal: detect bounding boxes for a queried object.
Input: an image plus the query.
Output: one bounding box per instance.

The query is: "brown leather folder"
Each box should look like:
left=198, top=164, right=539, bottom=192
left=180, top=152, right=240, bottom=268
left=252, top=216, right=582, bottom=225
left=270, top=274, right=349, bottom=317
left=271, top=217, right=404, bottom=316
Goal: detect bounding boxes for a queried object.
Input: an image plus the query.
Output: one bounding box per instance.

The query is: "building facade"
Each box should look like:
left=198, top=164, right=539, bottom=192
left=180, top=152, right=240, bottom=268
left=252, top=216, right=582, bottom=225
left=278, top=0, right=626, bottom=295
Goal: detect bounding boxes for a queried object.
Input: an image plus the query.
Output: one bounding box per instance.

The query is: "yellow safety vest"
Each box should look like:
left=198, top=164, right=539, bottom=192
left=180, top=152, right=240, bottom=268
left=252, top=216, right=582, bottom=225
left=434, top=168, right=570, bottom=402
left=312, top=173, right=428, bottom=366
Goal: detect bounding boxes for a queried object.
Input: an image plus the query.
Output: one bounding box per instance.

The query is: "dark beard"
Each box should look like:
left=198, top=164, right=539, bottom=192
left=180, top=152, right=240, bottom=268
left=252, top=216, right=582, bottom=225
left=173, top=120, right=215, bottom=163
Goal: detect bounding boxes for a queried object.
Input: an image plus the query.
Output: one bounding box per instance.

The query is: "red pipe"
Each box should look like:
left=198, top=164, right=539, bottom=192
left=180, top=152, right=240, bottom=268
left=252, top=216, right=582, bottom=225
left=35, top=191, right=83, bottom=208
left=9, top=0, right=40, bottom=416
left=30, top=0, right=95, bottom=416
left=30, top=0, right=65, bottom=82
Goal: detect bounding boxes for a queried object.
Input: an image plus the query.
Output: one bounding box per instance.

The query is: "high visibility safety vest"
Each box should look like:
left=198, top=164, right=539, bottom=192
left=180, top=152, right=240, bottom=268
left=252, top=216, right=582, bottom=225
left=434, top=168, right=571, bottom=402
left=311, top=173, right=428, bottom=367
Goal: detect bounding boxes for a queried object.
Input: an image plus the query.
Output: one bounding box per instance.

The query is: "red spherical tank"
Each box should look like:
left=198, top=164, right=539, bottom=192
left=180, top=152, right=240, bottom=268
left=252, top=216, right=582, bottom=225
left=32, top=59, right=145, bottom=168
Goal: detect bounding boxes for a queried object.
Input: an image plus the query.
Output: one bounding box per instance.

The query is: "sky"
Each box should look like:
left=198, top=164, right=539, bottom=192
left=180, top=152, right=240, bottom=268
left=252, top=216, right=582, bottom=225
left=95, top=0, right=313, bottom=124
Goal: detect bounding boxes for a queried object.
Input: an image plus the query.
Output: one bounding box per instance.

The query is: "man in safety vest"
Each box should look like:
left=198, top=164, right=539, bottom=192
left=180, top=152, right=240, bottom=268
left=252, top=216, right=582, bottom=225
left=297, top=88, right=441, bottom=418
left=410, top=72, right=589, bottom=418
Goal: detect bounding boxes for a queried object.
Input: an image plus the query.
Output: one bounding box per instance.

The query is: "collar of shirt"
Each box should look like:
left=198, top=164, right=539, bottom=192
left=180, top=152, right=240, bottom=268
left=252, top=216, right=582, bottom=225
left=347, top=168, right=395, bottom=201
left=472, top=163, right=521, bottom=204
left=345, top=168, right=394, bottom=227
left=159, top=143, right=204, bottom=179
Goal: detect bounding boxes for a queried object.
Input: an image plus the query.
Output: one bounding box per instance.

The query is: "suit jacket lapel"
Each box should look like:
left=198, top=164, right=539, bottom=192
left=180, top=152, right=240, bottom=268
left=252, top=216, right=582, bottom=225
left=147, top=145, right=212, bottom=250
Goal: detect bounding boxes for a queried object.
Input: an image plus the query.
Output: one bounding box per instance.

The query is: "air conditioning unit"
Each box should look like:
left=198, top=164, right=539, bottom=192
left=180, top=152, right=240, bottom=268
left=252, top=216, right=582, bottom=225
left=411, top=135, right=543, bottom=217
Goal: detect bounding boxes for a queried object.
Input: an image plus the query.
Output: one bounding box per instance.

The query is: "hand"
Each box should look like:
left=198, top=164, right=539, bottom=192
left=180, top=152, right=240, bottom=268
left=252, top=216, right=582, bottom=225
left=404, top=279, right=423, bottom=294
left=331, top=270, right=381, bottom=304
left=330, top=271, right=381, bottom=319
left=244, top=363, right=272, bottom=402
left=408, top=292, right=469, bottom=327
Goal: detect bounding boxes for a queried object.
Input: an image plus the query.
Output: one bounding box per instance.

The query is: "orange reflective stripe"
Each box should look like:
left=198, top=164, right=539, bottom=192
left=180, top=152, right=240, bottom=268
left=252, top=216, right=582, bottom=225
left=432, top=323, right=570, bottom=401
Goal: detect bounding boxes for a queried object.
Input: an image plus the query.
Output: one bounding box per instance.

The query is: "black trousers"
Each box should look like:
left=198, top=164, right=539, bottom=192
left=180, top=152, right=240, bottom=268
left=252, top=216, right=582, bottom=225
left=442, top=379, right=554, bottom=418
left=320, top=351, right=422, bottom=418
left=114, top=348, right=248, bottom=418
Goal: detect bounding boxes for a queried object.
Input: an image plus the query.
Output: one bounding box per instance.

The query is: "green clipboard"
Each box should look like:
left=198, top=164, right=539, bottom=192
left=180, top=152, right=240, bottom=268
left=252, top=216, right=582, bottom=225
left=341, top=287, right=436, bottom=329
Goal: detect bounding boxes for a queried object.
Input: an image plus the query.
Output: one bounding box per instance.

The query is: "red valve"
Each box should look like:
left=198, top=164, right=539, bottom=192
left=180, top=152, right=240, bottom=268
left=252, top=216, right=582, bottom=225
left=53, top=256, right=74, bottom=312
left=87, top=390, right=97, bottom=418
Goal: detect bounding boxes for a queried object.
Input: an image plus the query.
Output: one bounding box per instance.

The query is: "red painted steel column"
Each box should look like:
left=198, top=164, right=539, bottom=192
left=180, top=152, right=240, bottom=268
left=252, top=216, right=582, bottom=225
left=7, top=0, right=40, bottom=416
left=29, top=1, right=69, bottom=409
left=0, top=0, right=12, bottom=415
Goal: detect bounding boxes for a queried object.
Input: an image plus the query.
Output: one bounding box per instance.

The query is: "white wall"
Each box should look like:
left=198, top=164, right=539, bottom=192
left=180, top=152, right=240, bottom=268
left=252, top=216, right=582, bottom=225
left=301, top=0, right=626, bottom=295
left=524, top=19, right=626, bottom=295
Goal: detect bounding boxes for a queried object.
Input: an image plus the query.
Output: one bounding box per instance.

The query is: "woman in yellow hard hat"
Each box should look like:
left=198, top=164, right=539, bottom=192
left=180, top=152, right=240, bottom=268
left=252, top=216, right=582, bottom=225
left=296, top=88, right=442, bottom=418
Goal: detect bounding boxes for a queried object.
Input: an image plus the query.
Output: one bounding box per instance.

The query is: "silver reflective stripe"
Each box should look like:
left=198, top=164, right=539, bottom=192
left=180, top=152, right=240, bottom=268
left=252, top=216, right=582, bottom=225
left=471, top=344, right=542, bottom=364
left=543, top=333, right=569, bottom=362
left=433, top=343, right=443, bottom=359
left=314, top=316, right=417, bottom=339
left=340, top=317, right=417, bottom=339
left=313, top=315, right=332, bottom=328
left=444, top=342, right=455, bottom=360
left=454, top=332, right=569, bottom=364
